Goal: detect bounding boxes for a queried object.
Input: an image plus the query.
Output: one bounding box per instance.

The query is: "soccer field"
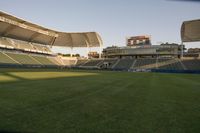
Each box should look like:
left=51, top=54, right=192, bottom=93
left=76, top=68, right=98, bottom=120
left=0, top=69, right=200, bottom=133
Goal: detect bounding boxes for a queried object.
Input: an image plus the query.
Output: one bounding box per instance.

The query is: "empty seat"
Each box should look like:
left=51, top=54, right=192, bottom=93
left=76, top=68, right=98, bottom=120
left=76, top=60, right=88, bottom=66
left=157, top=58, right=183, bottom=70
left=0, top=52, right=17, bottom=64
left=6, top=53, right=39, bottom=65
left=102, top=59, right=118, bottom=68
left=134, top=59, right=156, bottom=69
left=48, top=57, right=62, bottom=65
left=83, top=60, right=103, bottom=67
left=182, top=59, right=200, bottom=70
left=114, top=59, right=135, bottom=69
left=31, top=56, right=57, bottom=66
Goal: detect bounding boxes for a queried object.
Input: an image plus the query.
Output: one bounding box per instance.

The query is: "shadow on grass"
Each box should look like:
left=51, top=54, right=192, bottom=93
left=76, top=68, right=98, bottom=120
left=0, top=68, right=102, bottom=84
left=0, top=130, right=34, bottom=133
left=0, top=70, right=111, bottom=132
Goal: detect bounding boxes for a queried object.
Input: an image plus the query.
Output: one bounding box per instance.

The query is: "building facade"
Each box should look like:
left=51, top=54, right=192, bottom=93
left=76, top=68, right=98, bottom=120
left=103, top=44, right=180, bottom=58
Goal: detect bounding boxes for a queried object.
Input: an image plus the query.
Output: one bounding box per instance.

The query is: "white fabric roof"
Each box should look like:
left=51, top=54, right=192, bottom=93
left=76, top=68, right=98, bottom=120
left=54, top=32, right=102, bottom=47
left=0, top=11, right=103, bottom=47
left=181, top=19, right=200, bottom=42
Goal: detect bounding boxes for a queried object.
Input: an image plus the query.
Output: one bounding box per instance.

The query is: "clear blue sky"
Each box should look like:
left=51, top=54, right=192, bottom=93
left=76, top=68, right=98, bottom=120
left=0, top=0, right=200, bottom=55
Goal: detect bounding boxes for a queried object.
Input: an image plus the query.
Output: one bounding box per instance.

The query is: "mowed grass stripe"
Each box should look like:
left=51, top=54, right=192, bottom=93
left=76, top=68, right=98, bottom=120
left=0, top=71, right=146, bottom=117
left=0, top=69, right=200, bottom=133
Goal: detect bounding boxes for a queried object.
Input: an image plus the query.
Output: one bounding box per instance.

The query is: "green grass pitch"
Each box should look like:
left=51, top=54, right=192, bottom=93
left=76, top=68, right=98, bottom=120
left=0, top=68, right=200, bottom=133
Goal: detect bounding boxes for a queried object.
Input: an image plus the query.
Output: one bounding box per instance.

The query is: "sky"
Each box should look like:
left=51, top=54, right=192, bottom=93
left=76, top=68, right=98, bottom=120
left=0, top=0, right=200, bottom=55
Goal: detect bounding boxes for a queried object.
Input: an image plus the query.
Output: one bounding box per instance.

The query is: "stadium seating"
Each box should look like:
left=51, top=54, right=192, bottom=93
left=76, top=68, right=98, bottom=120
left=31, top=55, right=57, bottom=66
left=74, top=58, right=193, bottom=71
left=0, top=37, right=15, bottom=49
left=82, top=59, right=103, bottom=67
left=60, top=58, right=76, bottom=66
left=13, top=40, right=33, bottom=52
left=1, top=35, right=200, bottom=71
left=114, top=58, right=135, bottom=70
left=102, top=59, right=118, bottom=68
left=0, top=51, right=17, bottom=64
left=73, top=58, right=200, bottom=71
left=0, top=50, right=60, bottom=67
left=181, top=59, right=200, bottom=70
left=0, top=37, right=52, bottom=54
left=133, top=58, right=157, bottom=69
left=48, top=57, right=63, bottom=66
left=75, top=59, right=119, bottom=69
left=6, top=53, right=39, bottom=65
left=157, top=58, right=184, bottom=70
left=1, top=50, right=200, bottom=71
left=75, top=60, right=89, bottom=66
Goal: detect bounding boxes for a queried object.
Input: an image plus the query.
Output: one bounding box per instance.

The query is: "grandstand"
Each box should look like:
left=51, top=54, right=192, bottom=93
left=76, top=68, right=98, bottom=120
left=1, top=35, right=199, bottom=72
left=71, top=57, right=199, bottom=72
left=0, top=37, right=61, bottom=67
left=0, top=37, right=52, bottom=54
left=0, top=11, right=104, bottom=69
left=0, top=11, right=200, bottom=73
left=0, top=50, right=60, bottom=67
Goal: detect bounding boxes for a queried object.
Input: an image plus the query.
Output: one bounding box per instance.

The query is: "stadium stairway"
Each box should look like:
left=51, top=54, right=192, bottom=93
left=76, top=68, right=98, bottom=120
left=103, top=59, right=118, bottom=69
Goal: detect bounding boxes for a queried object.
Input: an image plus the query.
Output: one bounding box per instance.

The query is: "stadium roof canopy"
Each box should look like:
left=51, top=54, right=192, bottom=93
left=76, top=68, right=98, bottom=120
left=181, top=19, right=200, bottom=42
left=0, top=11, right=103, bottom=47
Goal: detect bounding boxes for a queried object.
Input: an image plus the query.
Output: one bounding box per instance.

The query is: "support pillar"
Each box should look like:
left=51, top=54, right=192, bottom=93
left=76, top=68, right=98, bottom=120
left=70, top=47, right=73, bottom=57
left=99, top=45, right=102, bottom=59
left=87, top=46, right=89, bottom=59
left=181, top=42, right=184, bottom=58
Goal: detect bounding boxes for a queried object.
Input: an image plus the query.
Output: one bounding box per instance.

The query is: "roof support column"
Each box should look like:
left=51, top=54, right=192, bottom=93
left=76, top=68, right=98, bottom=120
left=99, top=45, right=102, bottom=59
left=181, top=42, right=184, bottom=58
left=95, top=32, right=103, bottom=59
left=87, top=46, right=89, bottom=59
left=50, top=37, right=57, bottom=48
left=70, top=47, right=73, bottom=57
left=69, top=33, right=74, bottom=57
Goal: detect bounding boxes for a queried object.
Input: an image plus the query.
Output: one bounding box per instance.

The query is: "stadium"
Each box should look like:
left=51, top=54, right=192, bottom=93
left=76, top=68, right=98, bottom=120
left=0, top=3, right=200, bottom=133
left=0, top=11, right=200, bottom=73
